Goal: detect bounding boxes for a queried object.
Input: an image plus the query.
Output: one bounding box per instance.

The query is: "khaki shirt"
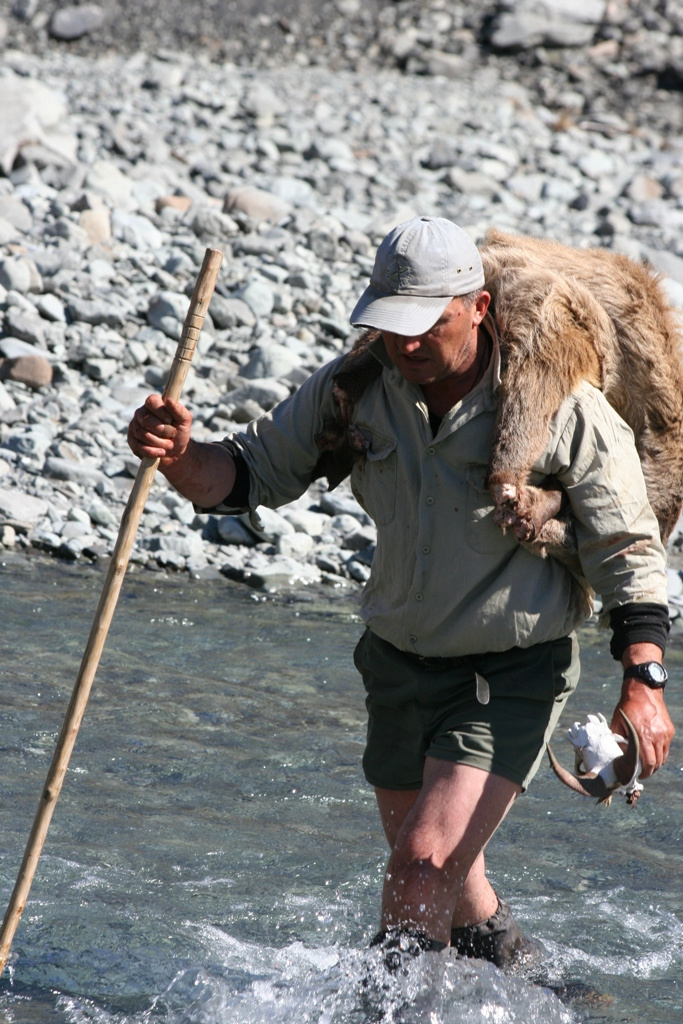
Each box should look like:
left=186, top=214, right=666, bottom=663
left=214, top=332, right=668, bottom=657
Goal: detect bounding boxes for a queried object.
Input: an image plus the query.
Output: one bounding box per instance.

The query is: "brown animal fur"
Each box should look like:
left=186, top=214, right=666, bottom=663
left=480, top=230, right=683, bottom=556
left=315, top=232, right=683, bottom=565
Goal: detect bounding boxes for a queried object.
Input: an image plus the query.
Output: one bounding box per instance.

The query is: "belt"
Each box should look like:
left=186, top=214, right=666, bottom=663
left=402, top=649, right=473, bottom=672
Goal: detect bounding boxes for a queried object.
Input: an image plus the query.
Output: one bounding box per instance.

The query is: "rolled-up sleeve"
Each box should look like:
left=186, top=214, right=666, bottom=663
left=204, top=355, right=343, bottom=515
left=548, top=384, right=668, bottom=613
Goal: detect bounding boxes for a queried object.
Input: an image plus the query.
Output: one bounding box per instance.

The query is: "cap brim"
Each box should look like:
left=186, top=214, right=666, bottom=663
left=350, top=287, right=452, bottom=335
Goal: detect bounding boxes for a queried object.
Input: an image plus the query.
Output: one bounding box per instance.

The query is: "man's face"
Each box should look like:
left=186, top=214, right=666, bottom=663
left=381, top=294, right=489, bottom=386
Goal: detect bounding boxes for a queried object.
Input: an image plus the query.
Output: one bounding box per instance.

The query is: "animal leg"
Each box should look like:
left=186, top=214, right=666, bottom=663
left=492, top=480, right=564, bottom=542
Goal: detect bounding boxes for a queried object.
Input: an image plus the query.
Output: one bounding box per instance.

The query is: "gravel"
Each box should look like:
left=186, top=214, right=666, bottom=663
left=1, top=0, right=683, bottom=612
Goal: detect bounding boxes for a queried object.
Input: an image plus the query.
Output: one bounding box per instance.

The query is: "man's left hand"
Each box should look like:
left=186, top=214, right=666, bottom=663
left=611, top=642, right=675, bottom=778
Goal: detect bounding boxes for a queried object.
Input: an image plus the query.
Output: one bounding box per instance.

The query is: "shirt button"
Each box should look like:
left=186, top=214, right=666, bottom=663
left=427, top=447, right=435, bottom=455
left=426, top=496, right=434, bottom=506
left=422, top=545, right=430, bottom=555
left=415, top=592, right=423, bottom=602
left=409, top=634, right=417, bottom=643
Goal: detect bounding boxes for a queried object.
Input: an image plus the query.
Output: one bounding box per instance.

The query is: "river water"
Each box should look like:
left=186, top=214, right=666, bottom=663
left=0, top=552, right=681, bottom=1024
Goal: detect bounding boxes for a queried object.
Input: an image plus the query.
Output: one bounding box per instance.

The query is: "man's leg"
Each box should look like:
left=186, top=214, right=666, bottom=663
left=376, top=757, right=520, bottom=945
left=375, top=784, right=497, bottom=929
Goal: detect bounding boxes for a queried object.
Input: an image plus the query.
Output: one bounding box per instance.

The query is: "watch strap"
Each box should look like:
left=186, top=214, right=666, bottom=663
left=623, top=662, right=667, bottom=688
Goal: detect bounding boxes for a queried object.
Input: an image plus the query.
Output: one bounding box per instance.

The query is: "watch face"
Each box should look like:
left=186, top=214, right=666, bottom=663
left=648, top=662, right=667, bottom=683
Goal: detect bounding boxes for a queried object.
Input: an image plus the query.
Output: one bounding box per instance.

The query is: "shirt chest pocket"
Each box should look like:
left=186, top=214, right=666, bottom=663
left=351, top=433, right=398, bottom=526
left=465, top=464, right=518, bottom=555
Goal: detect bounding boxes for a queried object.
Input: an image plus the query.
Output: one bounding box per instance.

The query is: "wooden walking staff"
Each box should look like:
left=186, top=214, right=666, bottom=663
left=0, top=247, right=224, bottom=976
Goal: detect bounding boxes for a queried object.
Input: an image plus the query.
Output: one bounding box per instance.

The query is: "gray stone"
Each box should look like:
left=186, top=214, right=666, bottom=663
left=0, top=257, right=42, bottom=294
left=190, top=207, right=238, bottom=239
left=281, top=508, right=330, bottom=538
left=643, top=247, right=683, bottom=286
left=628, top=200, right=671, bottom=228
left=224, top=186, right=292, bottom=224
left=4, top=308, right=46, bottom=347
left=662, top=278, right=683, bottom=310
left=0, top=195, right=33, bottom=231
left=0, top=72, right=76, bottom=175
left=228, top=378, right=291, bottom=411
left=85, top=160, right=135, bottom=207
left=147, top=292, right=189, bottom=332
left=36, top=293, right=67, bottom=322
left=306, top=138, right=355, bottom=165
left=61, top=520, right=92, bottom=541
left=240, top=343, right=301, bottom=380
left=44, top=457, right=104, bottom=484
left=1, top=524, right=16, bottom=547
left=209, top=295, right=256, bottom=329
left=443, top=167, right=500, bottom=199
left=276, top=531, right=315, bottom=559
left=0, top=218, right=17, bottom=245
left=318, top=488, right=370, bottom=522
left=229, top=398, right=266, bottom=423
left=216, top=516, right=258, bottom=546
left=346, top=557, right=372, bottom=583
left=50, top=4, right=106, bottom=41
left=417, top=51, right=469, bottom=79
left=241, top=82, right=286, bottom=120
left=83, top=357, right=118, bottom=382
left=12, top=0, right=39, bottom=20
left=269, top=176, right=315, bottom=208
left=112, top=210, right=163, bottom=250
left=0, top=381, right=16, bottom=414
left=67, top=297, right=126, bottom=329
left=578, top=150, right=616, bottom=180
left=227, top=556, right=322, bottom=591
left=667, top=567, right=683, bottom=599
left=5, top=424, right=54, bottom=460
left=240, top=280, right=275, bottom=319
left=240, top=506, right=294, bottom=543
left=489, top=1, right=605, bottom=50
left=0, top=486, right=48, bottom=528
left=145, top=530, right=205, bottom=560
left=0, top=337, right=47, bottom=359
left=60, top=533, right=104, bottom=558
left=233, top=232, right=288, bottom=258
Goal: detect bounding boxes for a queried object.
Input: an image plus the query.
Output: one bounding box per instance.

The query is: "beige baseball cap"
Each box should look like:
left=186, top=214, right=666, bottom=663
left=350, top=216, right=484, bottom=335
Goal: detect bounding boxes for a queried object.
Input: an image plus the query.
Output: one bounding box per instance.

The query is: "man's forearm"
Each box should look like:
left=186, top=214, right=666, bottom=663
left=621, top=642, right=663, bottom=669
left=159, top=439, right=237, bottom=508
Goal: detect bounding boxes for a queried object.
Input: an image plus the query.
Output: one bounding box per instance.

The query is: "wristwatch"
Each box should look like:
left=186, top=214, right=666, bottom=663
left=623, top=661, right=668, bottom=689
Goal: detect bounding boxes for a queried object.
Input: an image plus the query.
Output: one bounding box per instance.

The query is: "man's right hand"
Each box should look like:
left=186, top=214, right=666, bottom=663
left=127, top=394, right=193, bottom=466
left=126, top=394, right=237, bottom=508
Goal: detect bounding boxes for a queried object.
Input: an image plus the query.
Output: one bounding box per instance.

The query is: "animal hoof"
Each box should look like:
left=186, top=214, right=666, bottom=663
left=492, top=506, right=536, bottom=541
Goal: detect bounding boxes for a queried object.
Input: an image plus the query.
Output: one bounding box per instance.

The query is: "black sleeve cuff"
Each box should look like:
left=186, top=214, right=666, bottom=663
left=609, top=602, right=670, bottom=661
left=221, top=444, right=250, bottom=508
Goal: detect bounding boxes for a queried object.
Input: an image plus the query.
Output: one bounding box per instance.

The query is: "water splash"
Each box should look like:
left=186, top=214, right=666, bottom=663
left=53, top=931, right=576, bottom=1024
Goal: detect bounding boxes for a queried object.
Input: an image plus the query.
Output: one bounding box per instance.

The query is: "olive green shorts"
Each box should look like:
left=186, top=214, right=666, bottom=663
left=354, top=629, right=579, bottom=792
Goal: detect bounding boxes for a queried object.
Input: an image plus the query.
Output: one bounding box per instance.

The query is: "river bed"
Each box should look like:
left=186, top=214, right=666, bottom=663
left=0, top=553, right=681, bottom=1023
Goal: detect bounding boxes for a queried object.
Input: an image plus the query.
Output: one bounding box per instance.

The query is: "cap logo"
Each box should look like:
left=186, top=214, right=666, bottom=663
left=386, top=253, right=412, bottom=291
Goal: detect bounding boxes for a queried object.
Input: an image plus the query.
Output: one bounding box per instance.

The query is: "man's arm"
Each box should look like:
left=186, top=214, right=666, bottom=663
left=127, top=394, right=236, bottom=507
left=545, top=388, right=674, bottom=778
left=612, top=641, right=674, bottom=779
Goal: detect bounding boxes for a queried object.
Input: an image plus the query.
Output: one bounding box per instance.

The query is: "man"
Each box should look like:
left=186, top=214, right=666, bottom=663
left=128, top=216, right=674, bottom=967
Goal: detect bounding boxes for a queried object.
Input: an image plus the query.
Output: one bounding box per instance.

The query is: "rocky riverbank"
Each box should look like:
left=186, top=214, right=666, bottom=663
left=1, top=2, right=683, bottom=613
